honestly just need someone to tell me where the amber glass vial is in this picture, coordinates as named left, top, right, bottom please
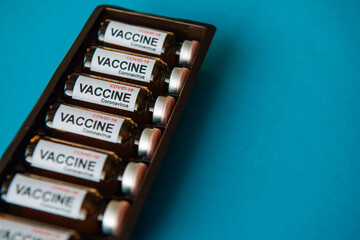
left=98, top=19, right=200, bottom=66
left=1, top=173, right=131, bottom=237
left=24, top=136, right=147, bottom=196
left=64, top=73, right=175, bottom=125
left=83, top=46, right=189, bottom=94
left=0, top=213, right=79, bottom=240
left=45, top=103, right=161, bottom=158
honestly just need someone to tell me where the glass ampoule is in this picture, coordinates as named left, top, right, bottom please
left=98, top=19, right=200, bottom=66
left=64, top=73, right=175, bottom=125
left=24, top=135, right=147, bottom=196
left=83, top=46, right=189, bottom=94
left=1, top=173, right=130, bottom=237
left=45, top=103, right=161, bottom=159
left=0, top=213, right=79, bottom=240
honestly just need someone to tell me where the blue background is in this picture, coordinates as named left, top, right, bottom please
left=1, top=1, right=360, bottom=239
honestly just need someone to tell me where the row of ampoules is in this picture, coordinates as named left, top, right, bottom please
left=85, top=18, right=198, bottom=94
left=0, top=136, right=143, bottom=237
left=0, top=20, right=199, bottom=238
left=0, top=214, right=80, bottom=240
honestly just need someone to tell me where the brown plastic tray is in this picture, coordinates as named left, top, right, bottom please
left=0, top=5, right=216, bottom=239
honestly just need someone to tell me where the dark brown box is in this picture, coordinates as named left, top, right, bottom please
left=0, top=5, right=216, bottom=239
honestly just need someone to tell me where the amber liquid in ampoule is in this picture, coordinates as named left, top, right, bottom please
left=1, top=174, right=130, bottom=236
left=83, top=46, right=189, bottom=94
left=25, top=136, right=147, bottom=196
left=98, top=20, right=200, bottom=66
left=45, top=103, right=161, bottom=158
left=0, top=213, right=80, bottom=240
left=64, top=73, right=175, bottom=125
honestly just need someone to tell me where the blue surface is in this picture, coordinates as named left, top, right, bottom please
left=1, top=1, right=360, bottom=239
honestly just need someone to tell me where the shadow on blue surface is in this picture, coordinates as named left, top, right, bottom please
left=131, top=35, right=242, bottom=239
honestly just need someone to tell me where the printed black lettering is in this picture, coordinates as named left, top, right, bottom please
left=119, top=61, right=128, bottom=70
left=0, top=229, right=11, bottom=240
left=24, top=187, right=31, bottom=197
left=42, top=191, right=52, bottom=202
left=123, top=93, right=131, bottom=103
left=106, top=123, right=114, bottom=133
left=33, top=189, right=42, bottom=199
left=16, top=184, right=25, bottom=194
left=124, top=32, right=132, bottom=40
left=151, top=38, right=158, bottom=47
left=52, top=193, right=67, bottom=206
left=60, top=113, right=69, bottom=122
left=129, top=63, right=140, bottom=73
left=142, top=35, right=151, bottom=45
left=40, top=149, right=49, bottom=160
left=79, top=83, right=88, bottom=93
left=60, top=113, right=76, bottom=125
left=112, top=59, right=120, bottom=68
left=96, top=121, right=106, bottom=132
left=116, top=30, right=124, bottom=38
left=94, top=87, right=103, bottom=97
left=47, top=152, right=55, bottom=162
left=84, top=85, right=93, bottom=95
left=75, top=116, right=84, bottom=126
left=14, top=183, right=76, bottom=208
left=65, top=156, right=74, bottom=166
left=111, top=28, right=118, bottom=36
left=103, top=89, right=111, bottom=98
left=114, top=91, right=124, bottom=102
left=66, top=196, right=74, bottom=208
left=88, top=161, right=96, bottom=172
left=76, top=81, right=136, bottom=106
left=97, top=56, right=106, bottom=65
left=103, top=58, right=111, bottom=67
left=133, top=33, right=140, bottom=42
left=56, top=154, right=65, bottom=164
left=34, top=144, right=103, bottom=176
left=78, top=158, right=89, bottom=171
left=84, top=119, right=94, bottom=128
left=139, top=65, right=147, bottom=74
left=0, top=229, right=44, bottom=240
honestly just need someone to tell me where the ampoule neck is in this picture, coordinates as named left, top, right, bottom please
left=148, top=97, right=157, bottom=114
left=175, top=42, right=182, bottom=57
left=132, top=128, right=143, bottom=147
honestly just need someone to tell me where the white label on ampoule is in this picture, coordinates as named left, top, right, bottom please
left=103, top=21, right=167, bottom=55
left=0, top=218, right=71, bottom=240
left=72, top=75, right=140, bottom=112
left=5, top=174, right=87, bottom=220
left=31, top=140, right=107, bottom=182
left=90, top=48, right=156, bottom=83
left=51, top=105, right=124, bottom=143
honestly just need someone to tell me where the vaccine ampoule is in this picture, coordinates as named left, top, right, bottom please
left=64, top=73, right=175, bottom=125
left=45, top=103, right=161, bottom=159
left=98, top=19, right=200, bottom=66
left=1, top=173, right=130, bottom=237
left=0, top=213, right=79, bottom=240
left=83, top=46, right=189, bottom=94
left=24, top=136, right=147, bottom=196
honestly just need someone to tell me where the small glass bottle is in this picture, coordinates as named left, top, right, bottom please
left=83, top=46, right=189, bottom=95
left=0, top=213, right=80, bottom=240
left=24, top=135, right=147, bottom=196
left=98, top=19, right=200, bottom=66
left=45, top=103, right=161, bottom=159
left=64, top=73, right=175, bottom=125
left=1, top=173, right=131, bottom=237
